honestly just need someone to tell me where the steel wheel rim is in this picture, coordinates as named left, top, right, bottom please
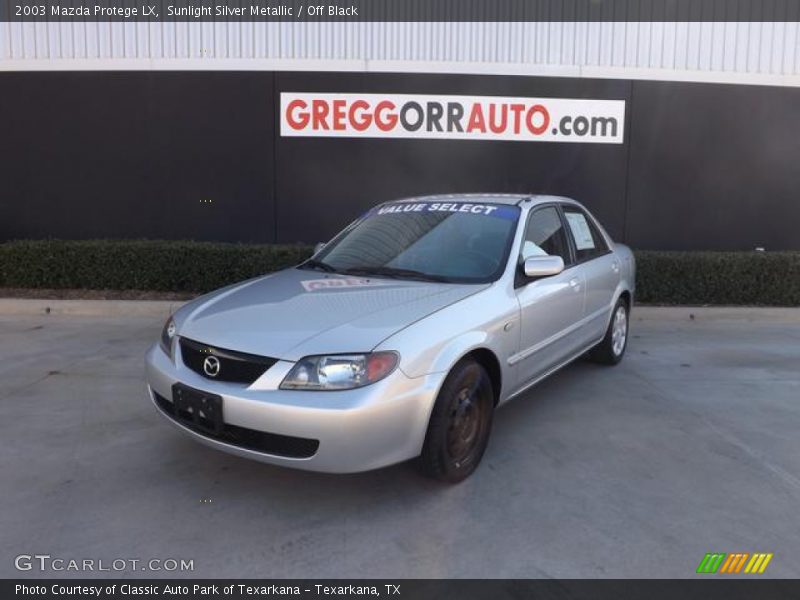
left=446, top=377, right=486, bottom=467
left=611, top=305, right=628, bottom=356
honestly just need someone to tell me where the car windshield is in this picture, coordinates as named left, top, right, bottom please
left=304, top=200, right=521, bottom=283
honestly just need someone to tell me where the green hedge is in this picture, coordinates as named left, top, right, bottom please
left=0, top=240, right=313, bottom=293
left=635, top=250, right=800, bottom=306
left=1, top=240, right=798, bottom=305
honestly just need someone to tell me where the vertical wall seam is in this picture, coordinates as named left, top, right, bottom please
left=271, top=71, right=279, bottom=244
left=621, top=78, right=635, bottom=244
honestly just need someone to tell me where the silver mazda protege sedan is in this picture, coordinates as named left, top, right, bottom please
left=145, top=194, right=635, bottom=482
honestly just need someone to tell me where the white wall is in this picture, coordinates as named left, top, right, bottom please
left=2, top=21, right=799, bottom=86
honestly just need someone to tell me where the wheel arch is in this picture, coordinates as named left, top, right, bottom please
left=460, top=348, right=503, bottom=406
left=599, top=287, right=633, bottom=336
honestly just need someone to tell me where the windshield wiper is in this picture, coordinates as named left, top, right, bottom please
left=299, top=258, right=337, bottom=273
left=340, top=266, right=451, bottom=283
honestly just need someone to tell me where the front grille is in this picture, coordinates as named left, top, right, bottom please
left=179, top=337, right=277, bottom=384
left=153, top=391, right=320, bottom=459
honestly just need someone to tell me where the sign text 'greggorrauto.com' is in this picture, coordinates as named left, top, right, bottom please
left=281, top=93, right=626, bottom=144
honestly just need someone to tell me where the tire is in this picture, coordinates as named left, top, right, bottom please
left=589, top=297, right=629, bottom=365
left=418, top=358, right=495, bottom=483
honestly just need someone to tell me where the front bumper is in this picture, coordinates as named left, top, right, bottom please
left=144, top=342, right=444, bottom=473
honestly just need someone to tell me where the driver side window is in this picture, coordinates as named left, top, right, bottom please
left=520, top=206, right=572, bottom=266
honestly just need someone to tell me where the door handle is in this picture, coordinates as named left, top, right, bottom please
left=569, top=277, right=581, bottom=292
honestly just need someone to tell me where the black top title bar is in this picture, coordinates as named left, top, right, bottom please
left=4, top=0, right=800, bottom=22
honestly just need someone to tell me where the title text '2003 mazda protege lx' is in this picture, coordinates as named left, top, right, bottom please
left=145, top=194, right=635, bottom=482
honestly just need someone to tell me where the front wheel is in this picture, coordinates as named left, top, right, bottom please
left=418, top=359, right=494, bottom=483
left=589, top=297, right=629, bottom=365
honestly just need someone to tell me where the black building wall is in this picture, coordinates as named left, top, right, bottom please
left=1, top=71, right=798, bottom=250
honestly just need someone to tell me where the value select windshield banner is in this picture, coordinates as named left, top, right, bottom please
left=281, top=93, right=626, bottom=144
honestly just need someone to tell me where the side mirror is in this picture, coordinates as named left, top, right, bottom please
left=313, top=242, right=326, bottom=255
left=523, top=255, right=564, bottom=278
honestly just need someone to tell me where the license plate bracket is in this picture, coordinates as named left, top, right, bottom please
left=172, top=383, right=224, bottom=436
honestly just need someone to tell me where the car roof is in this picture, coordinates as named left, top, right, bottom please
left=386, top=193, right=580, bottom=207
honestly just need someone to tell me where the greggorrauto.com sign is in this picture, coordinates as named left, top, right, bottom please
left=281, top=93, right=625, bottom=144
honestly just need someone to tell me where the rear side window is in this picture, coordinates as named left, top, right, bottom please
left=562, top=206, right=609, bottom=262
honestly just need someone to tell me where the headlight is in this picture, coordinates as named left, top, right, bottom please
left=280, top=352, right=399, bottom=391
left=159, top=317, right=177, bottom=358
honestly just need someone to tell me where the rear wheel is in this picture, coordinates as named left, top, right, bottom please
left=418, top=359, right=494, bottom=483
left=589, top=297, right=629, bottom=365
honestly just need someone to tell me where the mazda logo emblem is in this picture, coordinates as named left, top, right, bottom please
left=203, top=355, right=221, bottom=377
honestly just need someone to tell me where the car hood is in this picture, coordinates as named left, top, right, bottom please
left=176, top=268, right=486, bottom=361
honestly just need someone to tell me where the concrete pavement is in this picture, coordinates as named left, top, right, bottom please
left=1, top=306, right=799, bottom=578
